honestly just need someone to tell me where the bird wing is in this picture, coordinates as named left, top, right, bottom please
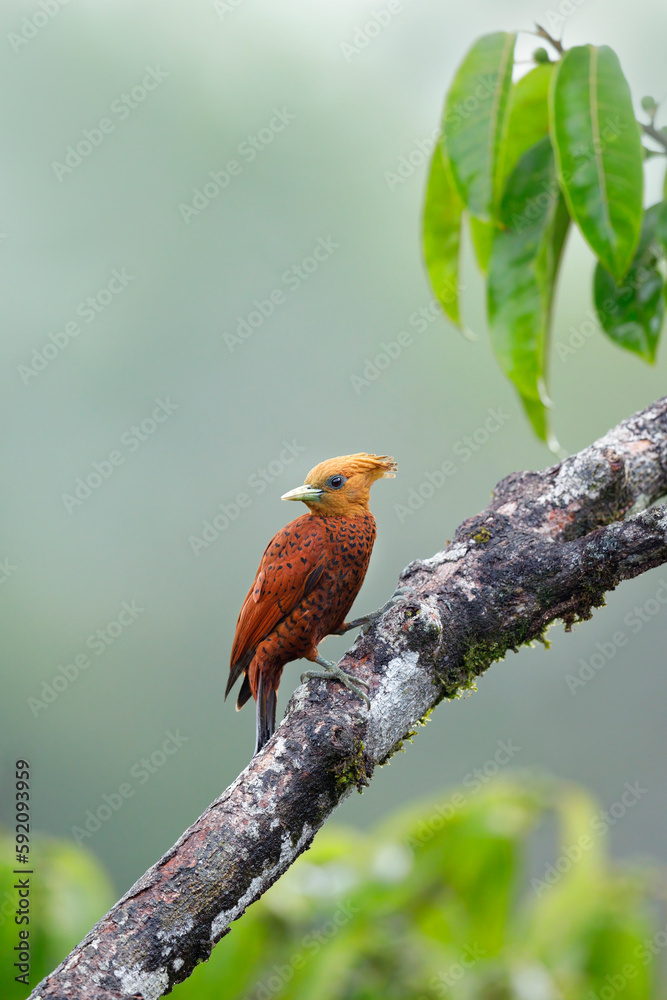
left=227, top=515, right=325, bottom=695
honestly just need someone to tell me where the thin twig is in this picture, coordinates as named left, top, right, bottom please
left=533, top=23, right=564, bottom=55
left=642, top=120, right=667, bottom=152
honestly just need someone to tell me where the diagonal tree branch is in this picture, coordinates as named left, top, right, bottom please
left=30, top=396, right=667, bottom=1000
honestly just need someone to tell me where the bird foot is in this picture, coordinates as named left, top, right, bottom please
left=300, top=656, right=371, bottom=708
left=338, top=585, right=417, bottom=635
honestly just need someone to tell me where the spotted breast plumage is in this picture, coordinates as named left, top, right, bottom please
left=226, top=453, right=397, bottom=755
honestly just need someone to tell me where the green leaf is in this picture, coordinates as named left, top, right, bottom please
left=423, top=143, right=464, bottom=326
left=487, top=136, right=569, bottom=446
left=656, top=199, right=667, bottom=249
left=471, top=63, right=554, bottom=283
left=594, top=203, right=665, bottom=362
left=550, top=44, right=643, bottom=281
left=519, top=393, right=549, bottom=442
left=497, top=63, right=554, bottom=195
left=469, top=215, right=493, bottom=272
left=642, top=146, right=665, bottom=160
left=443, top=31, right=516, bottom=221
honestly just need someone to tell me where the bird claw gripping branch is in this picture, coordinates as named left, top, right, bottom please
left=300, top=656, right=371, bottom=709
left=336, top=584, right=416, bottom=635
left=225, top=453, right=397, bottom=756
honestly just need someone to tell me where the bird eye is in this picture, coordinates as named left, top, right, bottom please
left=327, top=475, right=346, bottom=490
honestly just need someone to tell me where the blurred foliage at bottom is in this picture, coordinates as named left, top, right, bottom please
left=3, top=774, right=667, bottom=999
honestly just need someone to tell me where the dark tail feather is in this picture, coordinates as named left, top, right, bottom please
left=236, top=673, right=253, bottom=710
left=254, top=673, right=277, bottom=756
left=226, top=649, right=253, bottom=700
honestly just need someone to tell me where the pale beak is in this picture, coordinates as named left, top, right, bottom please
left=281, top=484, right=323, bottom=502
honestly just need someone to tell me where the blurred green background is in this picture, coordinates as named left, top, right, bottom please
left=3, top=778, right=667, bottom=998
left=2, top=0, right=667, bottom=991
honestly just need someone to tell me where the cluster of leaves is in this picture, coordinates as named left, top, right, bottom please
left=5, top=776, right=665, bottom=999
left=423, top=30, right=667, bottom=448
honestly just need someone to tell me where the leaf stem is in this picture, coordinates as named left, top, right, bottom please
left=532, top=24, right=564, bottom=55
left=641, top=121, right=667, bottom=152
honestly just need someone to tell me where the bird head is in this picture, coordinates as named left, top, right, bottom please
left=281, top=453, right=397, bottom=516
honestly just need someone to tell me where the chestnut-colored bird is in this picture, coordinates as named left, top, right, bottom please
left=226, top=452, right=397, bottom=755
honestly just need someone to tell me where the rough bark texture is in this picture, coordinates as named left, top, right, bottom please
left=30, top=396, right=667, bottom=1000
